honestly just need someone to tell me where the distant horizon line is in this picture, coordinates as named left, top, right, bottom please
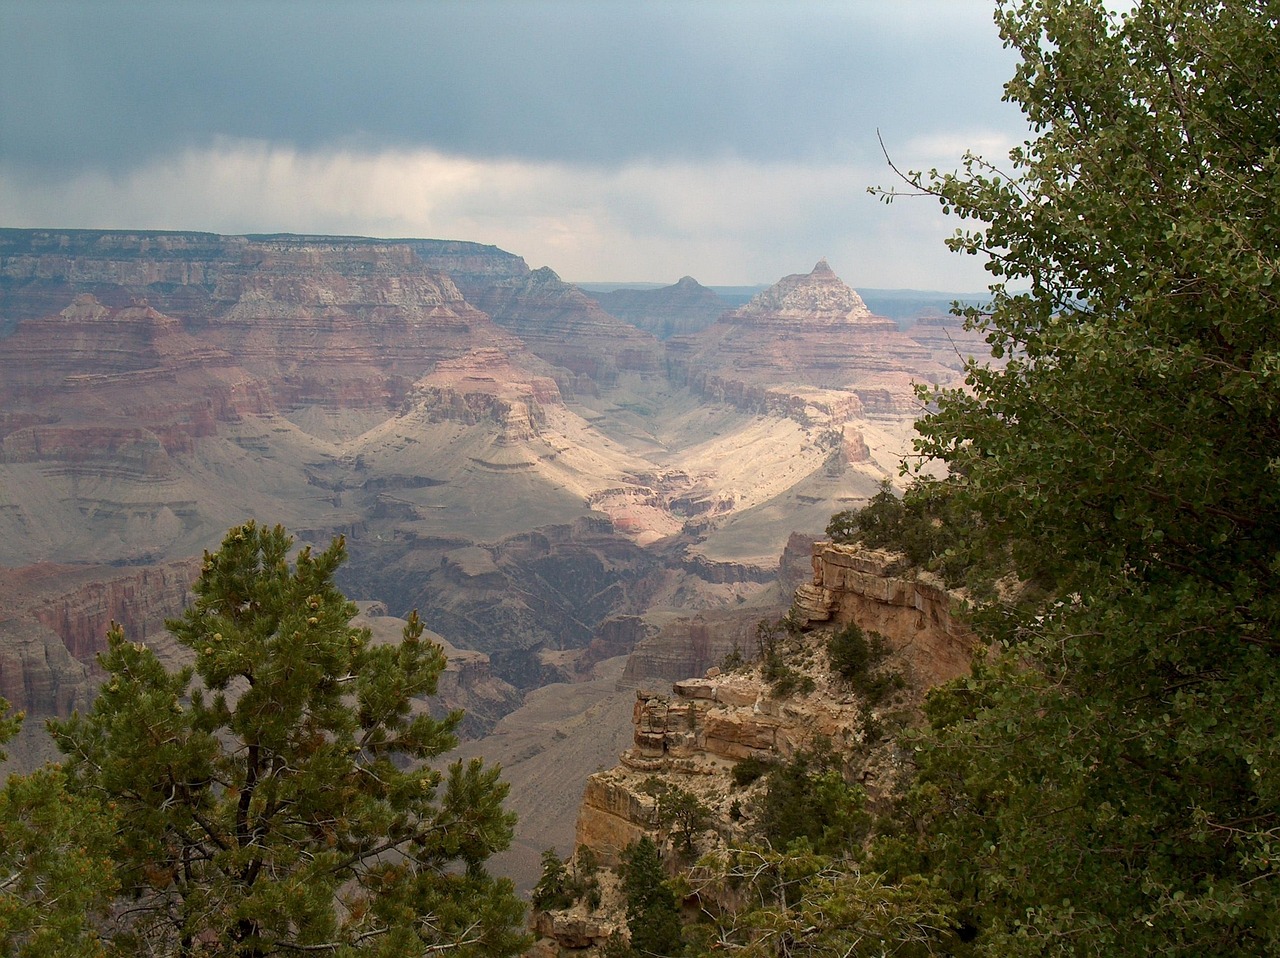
left=574, top=279, right=992, bottom=298
left=0, top=226, right=992, bottom=299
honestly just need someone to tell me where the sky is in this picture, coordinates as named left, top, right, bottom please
left=0, top=1, right=1028, bottom=289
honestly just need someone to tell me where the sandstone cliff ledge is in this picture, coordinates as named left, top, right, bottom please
left=572, top=543, right=975, bottom=866
left=793, top=541, right=976, bottom=688
left=530, top=543, right=978, bottom=954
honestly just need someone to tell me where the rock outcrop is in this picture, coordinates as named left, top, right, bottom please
left=411, top=347, right=564, bottom=441
left=666, top=260, right=959, bottom=421
left=793, top=541, right=977, bottom=688
left=573, top=540, right=975, bottom=865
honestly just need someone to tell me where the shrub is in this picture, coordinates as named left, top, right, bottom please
left=754, top=745, right=869, bottom=856
left=731, top=755, right=774, bottom=788
left=827, top=623, right=902, bottom=706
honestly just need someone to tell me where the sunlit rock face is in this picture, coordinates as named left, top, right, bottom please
left=793, top=541, right=978, bottom=688
left=411, top=347, right=563, bottom=441
left=666, top=259, right=958, bottom=419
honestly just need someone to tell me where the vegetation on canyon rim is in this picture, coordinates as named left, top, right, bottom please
left=868, top=0, right=1278, bottom=953
left=4, top=0, right=1279, bottom=955
left=3, top=522, right=526, bottom=958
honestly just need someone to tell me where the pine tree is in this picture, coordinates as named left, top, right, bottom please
left=50, top=521, right=528, bottom=957
left=0, top=699, right=118, bottom=958
left=619, top=837, right=684, bottom=957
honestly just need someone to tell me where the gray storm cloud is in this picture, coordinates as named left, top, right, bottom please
left=0, top=0, right=1024, bottom=287
left=1, top=1, right=1016, bottom=172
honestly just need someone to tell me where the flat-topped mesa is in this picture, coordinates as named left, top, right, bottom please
left=723, top=259, right=894, bottom=331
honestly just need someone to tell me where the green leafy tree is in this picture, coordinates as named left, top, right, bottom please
left=686, top=844, right=957, bottom=958
left=825, top=478, right=984, bottom=588
left=0, top=766, right=118, bottom=958
left=50, top=521, right=527, bottom=958
left=0, top=700, right=118, bottom=958
left=869, top=0, right=1280, bottom=954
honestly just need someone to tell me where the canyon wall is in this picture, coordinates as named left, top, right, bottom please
left=573, top=541, right=975, bottom=866
left=793, top=541, right=977, bottom=688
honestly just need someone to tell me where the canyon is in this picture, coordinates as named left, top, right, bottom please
left=0, top=228, right=987, bottom=802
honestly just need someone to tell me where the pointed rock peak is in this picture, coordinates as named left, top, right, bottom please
left=731, top=260, right=872, bottom=323
left=529, top=265, right=563, bottom=284
left=60, top=294, right=111, bottom=321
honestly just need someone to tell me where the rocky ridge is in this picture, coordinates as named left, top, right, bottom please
left=472, top=267, right=665, bottom=389
left=585, top=276, right=727, bottom=340
left=530, top=541, right=977, bottom=955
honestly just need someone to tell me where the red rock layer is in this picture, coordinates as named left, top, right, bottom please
left=0, top=230, right=553, bottom=414
left=0, top=558, right=199, bottom=721
left=0, top=295, right=275, bottom=463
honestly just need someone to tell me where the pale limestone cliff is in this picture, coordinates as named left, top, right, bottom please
left=793, top=542, right=976, bottom=688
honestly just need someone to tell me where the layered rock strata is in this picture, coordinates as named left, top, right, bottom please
left=472, top=267, right=664, bottom=388
left=586, top=276, right=727, bottom=340
left=0, top=229, right=548, bottom=412
left=793, top=541, right=976, bottom=688
left=0, top=295, right=276, bottom=466
left=666, top=260, right=958, bottom=421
